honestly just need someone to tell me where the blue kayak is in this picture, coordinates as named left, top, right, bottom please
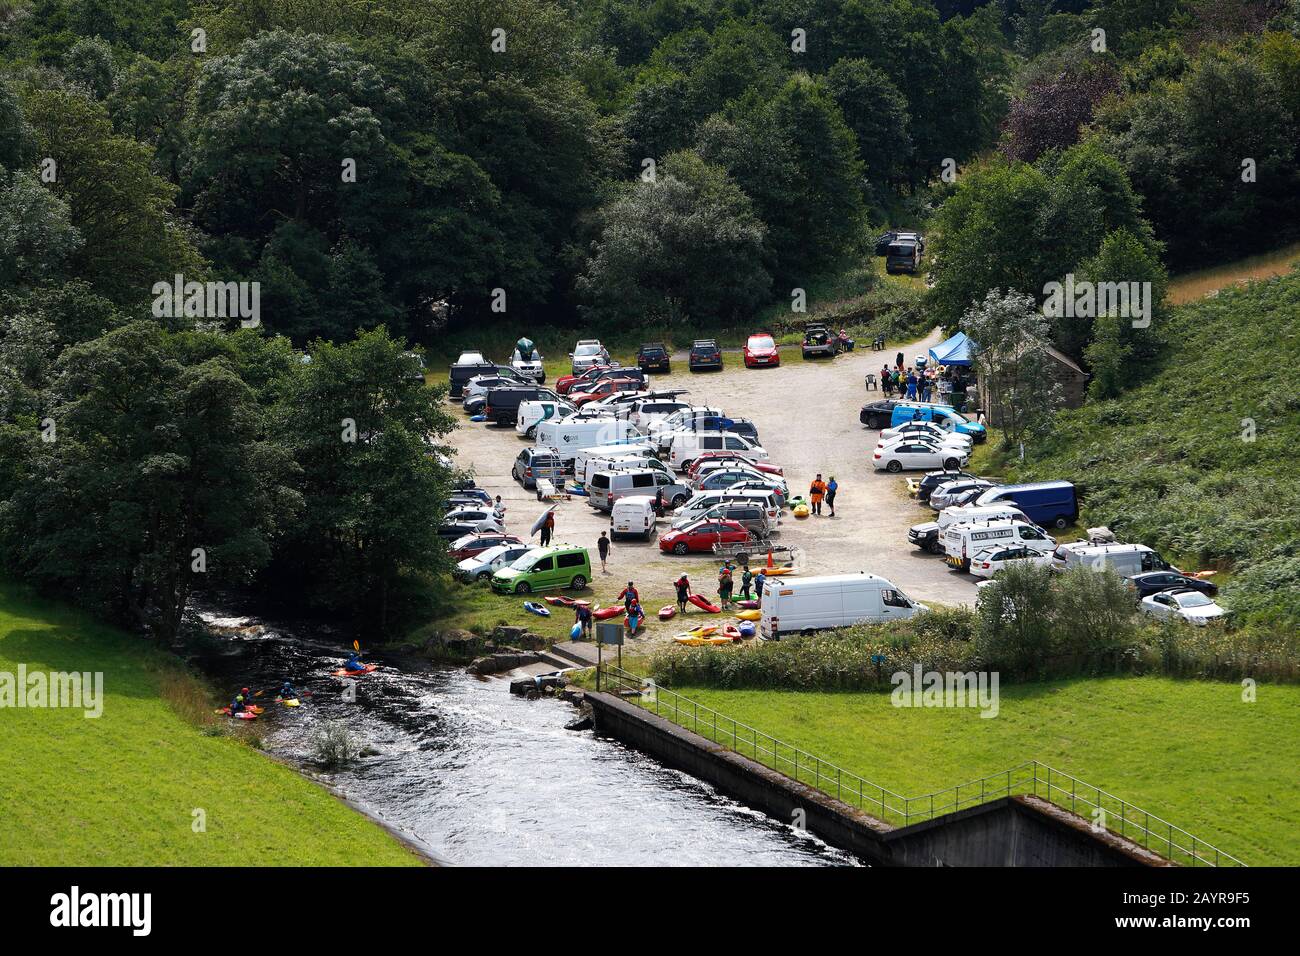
left=523, top=601, right=551, bottom=617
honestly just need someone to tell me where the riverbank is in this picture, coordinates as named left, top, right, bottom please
left=0, top=581, right=422, bottom=866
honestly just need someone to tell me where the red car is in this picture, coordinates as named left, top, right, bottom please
left=743, top=333, right=780, bottom=368
left=659, top=519, right=749, bottom=555
left=568, top=377, right=642, bottom=406
left=686, top=453, right=784, bottom=479
left=555, top=364, right=619, bottom=395
left=449, top=532, right=524, bottom=562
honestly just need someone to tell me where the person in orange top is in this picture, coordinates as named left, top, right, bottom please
left=809, top=474, right=828, bottom=515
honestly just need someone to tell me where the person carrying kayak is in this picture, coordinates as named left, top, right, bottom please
left=675, top=574, right=691, bottom=613
left=618, top=581, right=639, bottom=613
left=574, top=602, right=593, bottom=640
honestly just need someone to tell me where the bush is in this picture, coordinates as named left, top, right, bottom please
left=309, top=720, right=358, bottom=770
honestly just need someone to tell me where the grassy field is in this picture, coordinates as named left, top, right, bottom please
left=667, top=676, right=1300, bottom=866
left=0, top=582, right=422, bottom=866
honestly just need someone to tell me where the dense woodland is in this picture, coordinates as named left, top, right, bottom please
left=1, top=0, right=1298, bottom=639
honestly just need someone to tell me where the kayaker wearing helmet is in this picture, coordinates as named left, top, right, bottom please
left=344, top=651, right=364, bottom=672
left=229, top=694, right=246, bottom=715
left=279, top=680, right=295, bottom=700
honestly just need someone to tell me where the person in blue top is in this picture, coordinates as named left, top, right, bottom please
left=279, top=680, right=296, bottom=700
left=344, top=652, right=364, bottom=672
left=825, top=476, right=838, bottom=517
left=906, top=371, right=918, bottom=400
left=755, top=570, right=767, bottom=608
left=229, top=694, right=246, bottom=715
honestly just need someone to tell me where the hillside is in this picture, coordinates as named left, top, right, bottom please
left=0, top=582, right=421, bottom=866
left=1007, top=269, right=1300, bottom=627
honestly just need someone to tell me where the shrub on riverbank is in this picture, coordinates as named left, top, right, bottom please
left=649, top=565, right=1300, bottom=691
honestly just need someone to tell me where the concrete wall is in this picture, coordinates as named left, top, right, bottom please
left=586, top=690, right=1163, bottom=867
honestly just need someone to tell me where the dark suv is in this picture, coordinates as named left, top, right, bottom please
left=688, top=339, right=723, bottom=372
left=637, top=342, right=671, bottom=373
left=483, top=385, right=562, bottom=426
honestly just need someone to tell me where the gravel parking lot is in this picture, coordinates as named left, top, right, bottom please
left=449, top=328, right=977, bottom=648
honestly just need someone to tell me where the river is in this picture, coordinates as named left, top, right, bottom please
left=187, top=602, right=856, bottom=867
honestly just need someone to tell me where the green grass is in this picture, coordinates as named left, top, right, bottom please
left=0, top=582, right=422, bottom=866
left=665, top=676, right=1300, bottom=865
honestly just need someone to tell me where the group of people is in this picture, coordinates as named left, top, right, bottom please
left=880, top=364, right=938, bottom=402
left=227, top=679, right=297, bottom=715
left=808, top=474, right=838, bottom=516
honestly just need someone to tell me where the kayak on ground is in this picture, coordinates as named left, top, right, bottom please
left=688, top=594, right=721, bottom=613
left=658, top=605, right=677, bottom=620
left=523, top=601, right=551, bottom=617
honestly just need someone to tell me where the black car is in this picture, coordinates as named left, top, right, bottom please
left=482, top=385, right=562, bottom=426
left=637, top=342, right=671, bottom=373
left=859, top=399, right=903, bottom=429
left=448, top=351, right=499, bottom=398
left=916, top=469, right=980, bottom=504
left=1128, top=571, right=1219, bottom=600
left=688, top=339, right=723, bottom=372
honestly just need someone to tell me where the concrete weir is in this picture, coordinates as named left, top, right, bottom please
left=584, top=690, right=1167, bottom=867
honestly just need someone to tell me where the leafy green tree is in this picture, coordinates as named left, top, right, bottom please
left=824, top=57, right=912, bottom=190
left=1081, top=228, right=1167, bottom=398
left=61, top=35, right=116, bottom=99
left=0, top=169, right=82, bottom=287
left=578, top=151, right=770, bottom=327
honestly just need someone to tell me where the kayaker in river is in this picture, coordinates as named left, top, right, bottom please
left=278, top=680, right=295, bottom=699
left=344, top=652, right=364, bottom=671
left=229, top=694, right=246, bottom=715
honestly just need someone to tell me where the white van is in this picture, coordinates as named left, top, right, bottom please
left=943, top=520, right=1056, bottom=571
left=516, top=399, right=575, bottom=438
left=908, top=504, right=1031, bottom=554
left=587, top=469, right=692, bottom=512
left=666, top=431, right=769, bottom=472
left=760, top=573, right=927, bottom=640
left=673, top=489, right=781, bottom=525
left=573, top=441, right=659, bottom=481
left=582, top=453, right=671, bottom=487
left=610, top=495, right=657, bottom=541
left=536, top=417, right=642, bottom=465
left=1051, top=542, right=1171, bottom=577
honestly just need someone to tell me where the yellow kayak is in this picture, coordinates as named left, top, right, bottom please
left=674, top=635, right=734, bottom=647
left=735, top=610, right=761, bottom=621
left=764, top=566, right=796, bottom=576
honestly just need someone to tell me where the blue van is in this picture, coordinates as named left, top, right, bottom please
left=889, top=403, right=987, bottom=442
left=974, top=481, right=1078, bottom=529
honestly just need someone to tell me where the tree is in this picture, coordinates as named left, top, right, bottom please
left=824, top=57, right=912, bottom=191
left=960, top=289, right=1064, bottom=448
left=1081, top=228, right=1167, bottom=399
left=267, top=327, right=457, bottom=634
left=0, top=170, right=83, bottom=287
left=578, top=151, right=770, bottom=327
left=62, top=35, right=117, bottom=99
left=1000, top=57, right=1120, bottom=164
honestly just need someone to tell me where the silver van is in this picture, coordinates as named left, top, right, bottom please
left=1052, top=543, right=1171, bottom=576
left=587, top=468, right=692, bottom=513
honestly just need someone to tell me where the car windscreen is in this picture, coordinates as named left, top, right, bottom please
left=749, top=336, right=774, bottom=349
left=575, top=345, right=601, bottom=356
left=1174, top=592, right=1213, bottom=608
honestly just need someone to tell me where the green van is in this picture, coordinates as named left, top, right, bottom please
left=490, top=545, right=591, bottom=594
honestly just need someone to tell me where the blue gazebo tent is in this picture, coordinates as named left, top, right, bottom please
left=928, top=331, right=974, bottom=367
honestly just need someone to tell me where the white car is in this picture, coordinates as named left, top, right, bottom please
left=1140, top=589, right=1230, bottom=626
left=968, top=544, right=1053, bottom=578
left=876, top=431, right=969, bottom=455
left=872, top=438, right=969, bottom=473
left=880, top=421, right=973, bottom=448
left=442, top=507, right=505, bottom=533
left=570, top=339, right=610, bottom=374
left=455, top=543, right=533, bottom=582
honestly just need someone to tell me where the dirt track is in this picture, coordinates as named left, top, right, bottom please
left=448, top=328, right=977, bottom=649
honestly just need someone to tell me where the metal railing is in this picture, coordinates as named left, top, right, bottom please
left=596, top=665, right=1246, bottom=867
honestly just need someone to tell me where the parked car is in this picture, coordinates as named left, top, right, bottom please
left=943, top=520, right=1055, bottom=572
left=587, top=468, right=692, bottom=512
left=610, top=495, right=658, bottom=542
left=686, top=453, right=784, bottom=479
left=1140, top=589, right=1230, bottom=626
left=535, top=417, right=642, bottom=467
left=915, top=469, right=979, bottom=504
left=674, top=489, right=783, bottom=526
left=688, top=339, right=723, bottom=372
left=671, top=502, right=773, bottom=536
left=510, top=339, right=545, bottom=383
left=726, top=477, right=789, bottom=506
left=455, top=543, right=533, bottom=582
left=580, top=452, right=670, bottom=488
left=555, top=364, right=625, bottom=396
left=637, top=342, right=671, bottom=373
left=743, top=333, right=781, bottom=368
left=463, top=370, right=525, bottom=404
left=876, top=432, right=970, bottom=457
left=568, top=376, right=644, bottom=407
left=874, top=231, right=924, bottom=257
left=885, top=236, right=923, bottom=274
left=1051, top=542, right=1172, bottom=577
left=974, top=481, right=1078, bottom=529
left=569, top=340, right=610, bottom=375
left=801, top=323, right=839, bottom=359
left=696, top=467, right=772, bottom=493
left=483, top=385, right=563, bottom=426
left=859, top=399, right=905, bottom=429
left=666, top=431, right=769, bottom=472
left=968, top=545, right=1054, bottom=578
left=872, top=438, right=969, bottom=473
left=659, top=519, right=749, bottom=555
left=929, top=478, right=997, bottom=510
left=908, top=504, right=1031, bottom=555
left=881, top=420, right=973, bottom=448
left=448, top=350, right=499, bottom=398
left=441, top=507, right=505, bottom=533
left=511, top=447, right=564, bottom=490
left=691, top=415, right=760, bottom=445
left=1127, top=571, right=1218, bottom=600
left=448, top=532, right=525, bottom=563
left=444, top=486, right=492, bottom=507
left=760, top=573, right=925, bottom=640
left=890, top=403, right=987, bottom=442
left=629, top=398, right=692, bottom=431
left=516, top=399, right=576, bottom=438
left=491, top=545, right=592, bottom=594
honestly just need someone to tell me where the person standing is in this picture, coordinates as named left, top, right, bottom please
left=825, top=476, right=838, bottom=517
left=597, top=531, right=611, bottom=573
left=755, top=569, right=767, bottom=608
left=740, top=565, right=754, bottom=601
left=574, top=602, right=592, bottom=640
left=675, top=574, right=691, bottom=613
left=618, top=581, right=639, bottom=613
left=717, top=565, right=734, bottom=609
left=539, top=509, right=554, bottom=546
left=906, top=371, right=918, bottom=400
left=809, top=474, right=827, bottom=516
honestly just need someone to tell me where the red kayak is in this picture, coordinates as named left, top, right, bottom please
left=723, top=625, right=742, bottom=642
left=735, top=599, right=760, bottom=610
left=658, top=605, right=677, bottom=621
left=592, top=606, right=622, bottom=620
left=333, top=664, right=377, bottom=677
left=688, top=594, right=721, bottom=613
left=215, top=707, right=257, bottom=720
left=544, top=595, right=577, bottom=607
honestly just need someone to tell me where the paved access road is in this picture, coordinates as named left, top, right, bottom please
left=448, top=328, right=977, bottom=648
